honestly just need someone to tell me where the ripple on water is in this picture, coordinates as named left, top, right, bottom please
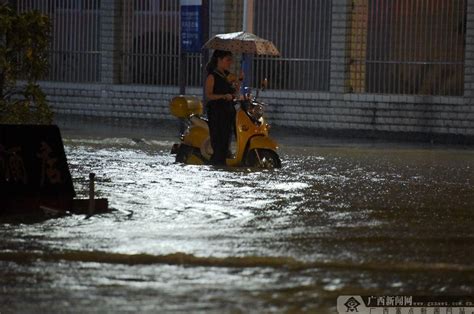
left=1, top=138, right=473, bottom=312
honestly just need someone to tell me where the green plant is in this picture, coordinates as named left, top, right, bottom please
left=0, top=3, right=52, bottom=124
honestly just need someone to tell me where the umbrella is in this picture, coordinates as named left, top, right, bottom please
left=203, top=31, right=280, bottom=56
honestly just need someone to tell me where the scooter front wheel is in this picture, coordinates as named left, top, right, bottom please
left=245, top=149, right=281, bottom=169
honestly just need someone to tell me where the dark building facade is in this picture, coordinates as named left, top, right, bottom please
left=12, top=0, right=474, bottom=141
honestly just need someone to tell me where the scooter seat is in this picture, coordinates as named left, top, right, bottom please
left=190, top=115, right=209, bottom=130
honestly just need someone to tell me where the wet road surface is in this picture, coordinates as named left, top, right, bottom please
left=1, top=119, right=473, bottom=313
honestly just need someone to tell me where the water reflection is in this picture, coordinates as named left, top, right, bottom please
left=1, top=136, right=473, bottom=312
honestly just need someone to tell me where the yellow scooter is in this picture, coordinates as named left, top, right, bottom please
left=170, top=84, right=281, bottom=168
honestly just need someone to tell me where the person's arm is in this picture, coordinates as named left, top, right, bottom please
left=205, top=74, right=233, bottom=101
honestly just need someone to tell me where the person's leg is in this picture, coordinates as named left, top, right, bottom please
left=228, top=105, right=237, bottom=156
left=209, top=107, right=226, bottom=165
left=208, top=108, right=221, bottom=164
left=221, top=105, right=234, bottom=160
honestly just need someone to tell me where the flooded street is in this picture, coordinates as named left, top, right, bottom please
left=1, top=121, right=473, bottom=313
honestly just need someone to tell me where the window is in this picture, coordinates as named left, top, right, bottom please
left=134, top=0, right=152, bottom=12
left=349, top=0, right=466, bottom=96
left=253, top=0, right=332, bottom=91
left=122, top=0, right=181, bottom=85
left=17, top=0, right=101, bottom=82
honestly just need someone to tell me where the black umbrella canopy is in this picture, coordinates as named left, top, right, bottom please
left=203, top=31, right=280, bottom=56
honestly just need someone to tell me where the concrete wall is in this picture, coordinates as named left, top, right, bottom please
left=100, top=0, right=123, bottom=84
left=43, top=82, right=201, bottom=120
left=40, top=0, right=473, bottom=142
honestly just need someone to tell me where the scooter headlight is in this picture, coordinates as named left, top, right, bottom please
left=247, top=103, right=264, bottom=122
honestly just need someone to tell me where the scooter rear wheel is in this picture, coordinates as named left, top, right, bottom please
left=175, top=144, right=192, bottom=163
left=245, top=149, right=281, bottom=169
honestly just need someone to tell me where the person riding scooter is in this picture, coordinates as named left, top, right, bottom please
left=170, top=32, right=281, bottom=168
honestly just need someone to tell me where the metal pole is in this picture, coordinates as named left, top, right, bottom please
left=179, top=0, right=186, bottom=94
left=201, top=0, right=209, bottom=102
left=180, top=53, right=186, bottom=95
left=88, top=173, right=95, bottom=216
left=243, top=0, right=254, bottom=32
left=242, top=0, right=253, bottom=91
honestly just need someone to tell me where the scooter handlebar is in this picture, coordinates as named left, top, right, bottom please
left=251, top=99, right=266, bottom=106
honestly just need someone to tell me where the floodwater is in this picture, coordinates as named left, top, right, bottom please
left=1, top=121, right=473, bottom=313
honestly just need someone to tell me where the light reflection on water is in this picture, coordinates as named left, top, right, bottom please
left=1, top=136, right=473, bottom=312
